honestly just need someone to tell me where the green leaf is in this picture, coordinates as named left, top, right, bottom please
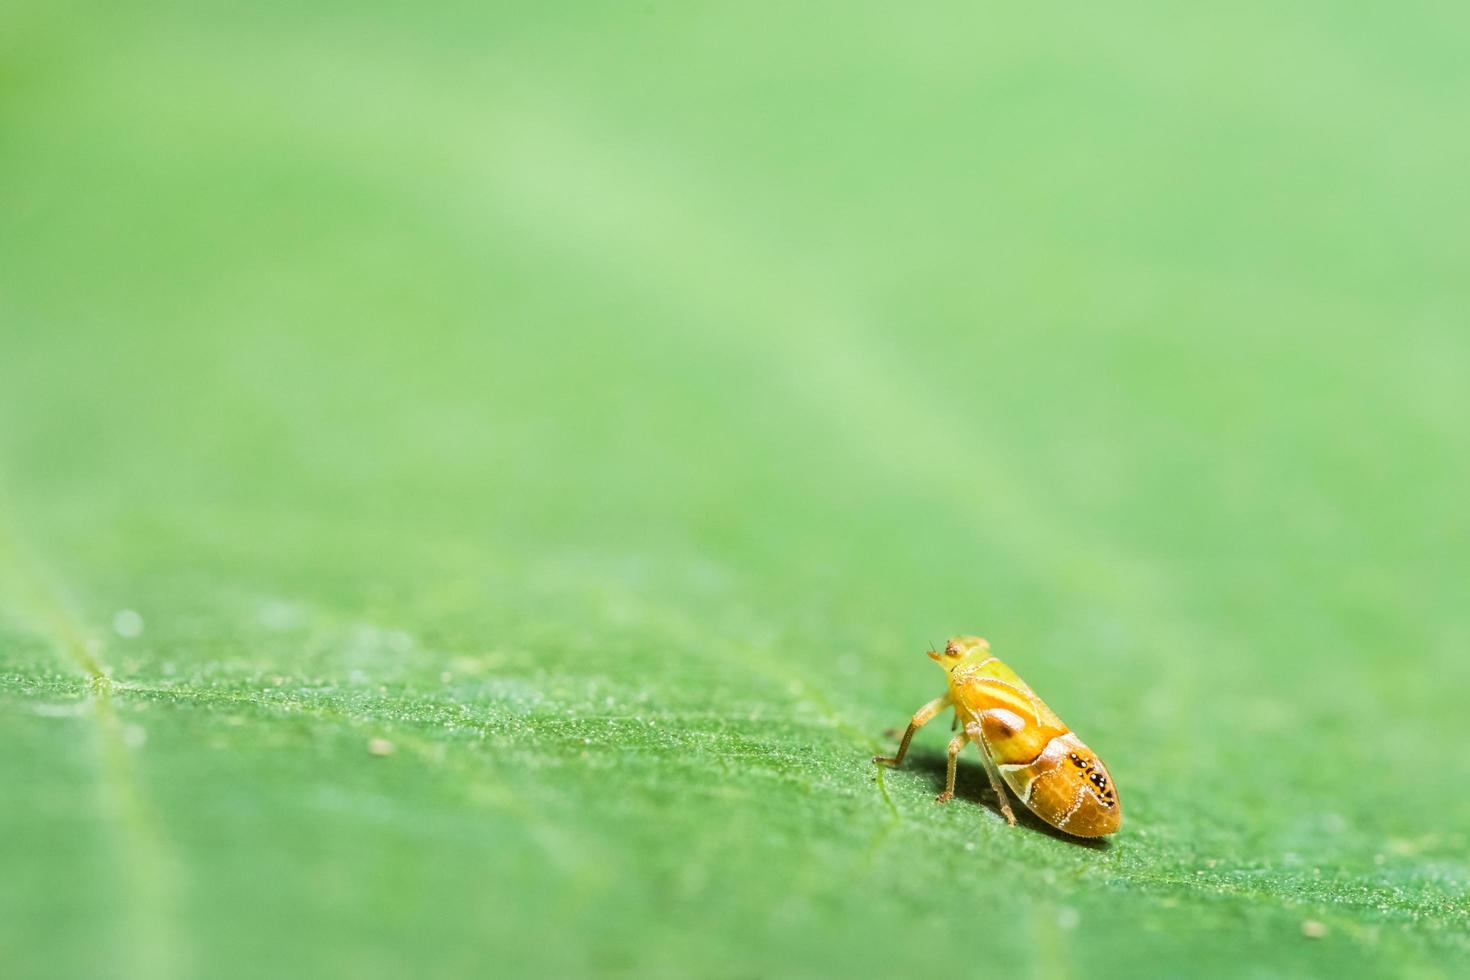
left=3, top=2, right=1468, bottom=977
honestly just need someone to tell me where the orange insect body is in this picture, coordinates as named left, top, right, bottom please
left=874, top=636, right=1122, bottom=838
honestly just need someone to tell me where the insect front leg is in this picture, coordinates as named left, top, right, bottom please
left=873, top=694, right=951, bottom=768
left=966, top=721, right=1017, bottom=827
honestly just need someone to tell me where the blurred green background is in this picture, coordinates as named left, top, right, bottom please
left=3, top=2, right=1468, bottom=977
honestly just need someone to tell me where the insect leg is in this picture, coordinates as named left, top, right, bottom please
left=935, top=732, right=967, bottom=803
left=873, top=694, right=951, bottom=768
left=965, top=722, right=1017, bottom=827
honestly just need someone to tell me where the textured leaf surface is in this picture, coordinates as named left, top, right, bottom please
left=3, top=3, right=1469, bottom=977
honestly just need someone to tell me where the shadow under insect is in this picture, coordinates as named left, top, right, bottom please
left=896, top=746, right=1111, bottom=850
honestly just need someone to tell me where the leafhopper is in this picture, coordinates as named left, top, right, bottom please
left=874, top=636, right=1122, bottom=838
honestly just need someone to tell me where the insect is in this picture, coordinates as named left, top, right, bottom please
left=873, top=636, right=1121, bottom=837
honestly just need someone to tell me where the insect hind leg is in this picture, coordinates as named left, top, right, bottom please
left=966, top=722, right=1018, bottom=827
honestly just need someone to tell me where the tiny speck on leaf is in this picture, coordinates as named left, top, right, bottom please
left=368, top=738, right=395, bottom=757
left=1301, top=920, right=1327, bottom=939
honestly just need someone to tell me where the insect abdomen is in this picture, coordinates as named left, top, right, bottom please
left=1001, top=732, right=1121, bottom=837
